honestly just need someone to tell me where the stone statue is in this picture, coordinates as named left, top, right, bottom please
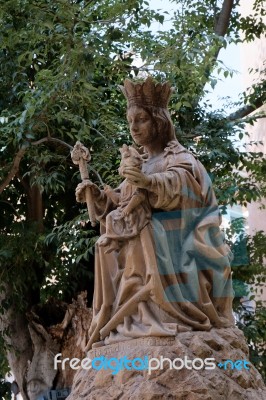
left=75, top=76, right=234, bottom=351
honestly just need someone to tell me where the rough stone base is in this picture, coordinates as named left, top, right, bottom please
left=67, top=327, right=266, bottom=400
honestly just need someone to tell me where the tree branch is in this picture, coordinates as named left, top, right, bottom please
left=89, top=165, right=104, bottom=186
left=214, top=0, right=234, bottom=36
left=0, top=137, right=73, bottom=195
left=228, top=99, right=266, bottom=121
left=0, top=147, right=27, bottom=195
left=193, top=0, right=235, bottom=107
left=31, top=136, right=73, bottom=149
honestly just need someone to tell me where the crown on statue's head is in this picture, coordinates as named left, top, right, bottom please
left=119, top=76, right=174, bottom=109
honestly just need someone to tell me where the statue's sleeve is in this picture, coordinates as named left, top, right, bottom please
left=147, top=154, right=206, bottom=211
left=91, top=184, right=121, bottom=220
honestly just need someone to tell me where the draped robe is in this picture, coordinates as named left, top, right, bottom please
left=86, top=140, right=234, bottom=350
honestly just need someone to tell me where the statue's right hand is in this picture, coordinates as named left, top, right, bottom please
left=75, top=180, right=94, bottom=203
left=103, top=184, right=112, bottom=193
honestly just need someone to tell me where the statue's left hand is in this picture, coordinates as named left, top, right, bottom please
left=122, top=167, right=151, bottom=188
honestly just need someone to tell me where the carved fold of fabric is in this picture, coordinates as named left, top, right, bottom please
left=104, top=182, right=151, bottom=240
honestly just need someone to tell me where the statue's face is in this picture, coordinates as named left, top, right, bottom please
left=127, top=106, right=156, bottom=146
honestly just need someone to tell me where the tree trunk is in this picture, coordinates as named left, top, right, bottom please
left=1, top=181, right=92, bottom=399
left=1, top=289, right=92, bottom=399
left=0, top=286, right=33, bottom=400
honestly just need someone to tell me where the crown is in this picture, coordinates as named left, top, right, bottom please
left=118, top=76, right=174, bottom=109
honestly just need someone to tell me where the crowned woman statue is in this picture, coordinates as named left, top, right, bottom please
left=75, top=76, right=234, bottom=350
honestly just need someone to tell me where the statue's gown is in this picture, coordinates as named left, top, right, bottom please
left=86, top=140, right=234, bottom=349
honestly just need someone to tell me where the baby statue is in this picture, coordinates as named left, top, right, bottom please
left=97, top=144, right=151, bottom=253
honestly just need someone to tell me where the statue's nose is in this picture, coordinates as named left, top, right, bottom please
left=131, top=121, right=139, bottom=132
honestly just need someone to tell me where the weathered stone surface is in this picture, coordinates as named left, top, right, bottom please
left=66, top=326, right=266, bottom=400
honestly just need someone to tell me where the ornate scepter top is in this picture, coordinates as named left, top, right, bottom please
left=118, top=76, right=174, bottom=109
left=71, top=141, right=91, bottom=165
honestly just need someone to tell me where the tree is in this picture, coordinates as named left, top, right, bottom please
left=0, top=0, right=265, bottom=398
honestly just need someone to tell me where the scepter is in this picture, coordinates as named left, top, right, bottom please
left=71, top=141, right=97, bottom=227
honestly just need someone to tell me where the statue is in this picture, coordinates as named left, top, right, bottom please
left=75, top=76, right=234, bottom=351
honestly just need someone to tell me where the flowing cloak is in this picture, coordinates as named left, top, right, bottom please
left=86, top=140, right=234, bottom=350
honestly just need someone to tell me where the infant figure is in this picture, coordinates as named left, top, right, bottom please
left=98, top=144, right=151, bottom=253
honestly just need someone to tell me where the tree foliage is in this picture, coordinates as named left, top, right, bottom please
left=0, top=0, right=265, bottom=397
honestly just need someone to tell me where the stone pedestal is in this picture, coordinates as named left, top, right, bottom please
left=67, top=327, right=265, bottom=400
